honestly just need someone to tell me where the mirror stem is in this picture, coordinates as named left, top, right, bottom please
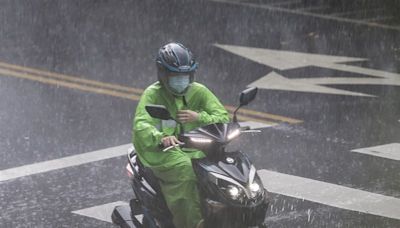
left=233, top=105, right=242, bottom=123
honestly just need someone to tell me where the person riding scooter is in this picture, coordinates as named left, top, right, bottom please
left=132, top=42, right=229, bottom=228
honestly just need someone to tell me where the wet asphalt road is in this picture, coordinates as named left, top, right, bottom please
left=0, top=0, right=400, bottom=227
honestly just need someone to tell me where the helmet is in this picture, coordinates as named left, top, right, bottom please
left=156, top=42, right=198, bottom=96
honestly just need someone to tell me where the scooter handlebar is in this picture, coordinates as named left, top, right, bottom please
left=162, top=143, right=185, bottom=152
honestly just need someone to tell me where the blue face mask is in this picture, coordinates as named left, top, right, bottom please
left=168, top=75, right=190, bottom=93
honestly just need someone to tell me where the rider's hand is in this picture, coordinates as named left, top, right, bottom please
left=177, top=110, right=199, bottom=123
left=161, top=136, right=183, bottom=148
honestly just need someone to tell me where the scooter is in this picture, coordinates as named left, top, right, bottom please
left=112, top=87, right=269, bottom=228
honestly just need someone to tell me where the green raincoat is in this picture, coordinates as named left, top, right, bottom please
left=132, top=82, right=229, bottom=228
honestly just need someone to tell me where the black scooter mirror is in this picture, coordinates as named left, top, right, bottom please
left=145, top=105, right=172, bottom=120
left=239, top=87, right=258, bottom=106
left=233, top=87, right=258, bottom=122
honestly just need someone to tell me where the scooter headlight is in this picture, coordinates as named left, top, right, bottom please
left=249, top=177, right=264, bottom=199
left=247, top=165, right=264, bottom=199
left=209, top=170, right=264, bottom=204
left=227, top=185, right=241, bottom=200
left=209, top=172, right=247, bottom=203
left=222, top=182, right=246, bottom=202
left=249, top=182, right=260, bottom=192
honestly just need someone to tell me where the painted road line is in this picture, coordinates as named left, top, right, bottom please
left=239, top=121, right=275, bottom=130
left=215, top=44, right=400, bottom=82
left=75, top=169, right=400, bottom=224
left=72, top=201, right=143, bottom=224
left=259, top=169, right=400, bottom=220
left=0, top=61, right=144, bottom=94
left=225, top=105, right=302, bottom=124
left=295, top=77, right=400, bottom=86
left=5, top=141, right=398, bottom=221
left=351, top=143, right=400, bottom=161
left=214, top=43, right=367, bottom=71
left=0, top=144, right=131, bottom=182
left=0, top=61, right=302, bottom=125
left=0, top=68, right=141, bottom=100
left=321, top=62, right=400, bottom=81
left=250, top=71, right=374, bottom=97
left=235, top=114, right=277, bottom=126
left=0, top=119, right=271, bottom=183
left=215, top=44, right=400, bottom=97
left=210, top=0, right=400, bottom=32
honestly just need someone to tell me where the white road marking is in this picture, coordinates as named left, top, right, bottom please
left=295, top=77, right=400, bottom=86
left=72, top=201, right=143, bottom=223
left=75, top=169, right=400, bottom=223
left=351, top=143, right=400, bottom=161
left=215, top=44, right=400, bottom=80
left=239, top=121, right=276, bottom=129
left=214, top=43, right=366, bottom=71
left=324, top=63, right=400, bottom=81
left=0, top=144, right=131, bottom=182
left=210, top=0, right=400, bottom=32
left=0, top=121, right=274, bottom=183
left=214, top=44, right=400, bottom=97
left=249, top=71, right=373, bottom=97
left=259, top=169, right=400, bottom=220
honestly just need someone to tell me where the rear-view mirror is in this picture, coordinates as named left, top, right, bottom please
left=239, top=87, right=258, bottom=106
left=145, top=105, right=172, bottom=120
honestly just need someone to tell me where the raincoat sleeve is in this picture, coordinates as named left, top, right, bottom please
left=197, top=86, right=230, bottom=125
left=132, top=89, right=165, bottom=152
